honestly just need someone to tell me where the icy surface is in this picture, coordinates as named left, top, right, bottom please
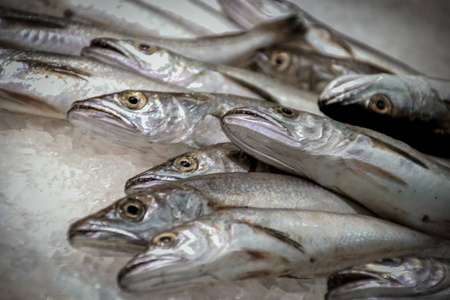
left=0, top=1, right=449, bottom=300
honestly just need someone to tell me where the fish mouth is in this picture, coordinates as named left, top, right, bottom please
left=125, top=174, right=179, bottom=194
left=319, top=74, right=377, bottom=107
left=326, top=269, right=402, bottom=298
left=68, top=100, right=135, bottom=130
left=68, top=224, right=147, bottom=256
left=81, top=38, right=139, bottom=69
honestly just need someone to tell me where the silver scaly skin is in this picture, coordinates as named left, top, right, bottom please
left=319, top=74, right=450, bottom=156
left=81, top=40, right=262, bottom=99
left=219, top=0, right=422, bottom=75
left=117, top=208, right=446, bottom=292
left=0, top=6, right=173, bottom=55
left=0, top=0, right=213, bottom=38
left=253, top=45, right=389, bottom=94
left=68, top=172, right=371, bottom=256
left=0, top=48, right=186, bottom=119
left=221, top=106, right=450, bottom=239
left=124, top=143, right=272, bottom=194
left=67, top=91, right=275, bottom=151
left=326, top=257, right=450, bottom=299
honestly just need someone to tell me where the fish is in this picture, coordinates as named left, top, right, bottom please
left=117, top=208, right=446, bottom=292
left=319, top=74, right=450, bottom=157
left=252, top=45, right=390, bottom=93
left=67, top=91, right=275, bottom=151
left=219, top=0, right=423, bottom=75
left=326, top=257, right=450, bottom=299
left=1, top=0, right=212, bottom=38
left=68, top=172, right=371, bottom=256
left=81, top=39, right=263, bottom=98
left=124, top=143, right=273, bottom=194
left=0, top=6, right=167, bottom=55
left=221, top=106, right=450, bottom=239
left=81, top=14, right=304, bottom=65
left=0, top=48, right=186, bottom=119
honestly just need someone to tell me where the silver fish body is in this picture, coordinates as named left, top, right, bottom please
left=0, top=6, right=163, bottom=55
left=69, top=172, right=370, bottom=256
left=219, top=0, right=422, bottom=75
left=118, top=208, right=445, bottom=292
left=0, top=48, right=185, bottom=119
left=327, top=257, right=450, bottom=299
left=253, top=45, right=389, bottom=93
left=1, top=0, right=212, bottom=37
left=124, top=143, right=272, bottom=194
left=319, top=74, right=450, bottom=157
left=67, top=91, right=274, bottom=150
left=221, top=106, right=450, bottom=239
left=81, top=40, right=262, bottom=98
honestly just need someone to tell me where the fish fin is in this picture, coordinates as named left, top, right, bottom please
left=245, top=222, right=305, bottom=253
left=16, top=59, right=91, bottom=81
left=345, top=158, right=408, bottom=190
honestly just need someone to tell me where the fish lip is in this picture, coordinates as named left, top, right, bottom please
left=88, top=38, right=132, bottom=59
left=319, top=75, right=376, bottom=107
left=327, top=269, right=398, bottom=294
left=125, top=174, right=179, bottom=191
left=68, top=100, right=136, bottom=130
left=82, top=38, right=140, bottom=69
left=223, top=107, right=291, bottom=137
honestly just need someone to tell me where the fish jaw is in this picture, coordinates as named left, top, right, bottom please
left=81, top=38, right=141, bottom=70
left=319, top=74, right=377, bottom=107
left=125, top=173, right=179, bottom=194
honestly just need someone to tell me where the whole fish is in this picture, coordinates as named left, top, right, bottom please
left=67, top=91, right=275, bottom=150
left=221, top=106, right=450, bottom=239
left=1, top=0, right=212, bottom=37
left=118, top=208, right=445, bottom=292
left=253, top=45, right=390, bottom=93
left=81, top=39, right=262, bottom=98
left=219, top=0, right=422, bottom=75
left=0, top=49, right=186, bottom=119
left=69, top=173, right=371, bottom=256
left=124, top=143, right=272, bottom=194
left=326, top=257, right=450, bottom=299
left=319, top=74, right=450, bottom=157
left=85, top=14, right=303, bottom=65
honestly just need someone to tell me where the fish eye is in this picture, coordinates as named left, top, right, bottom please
left=118, top=91, right=147, bottom=110
left=118, top=198, right=146, bottom=222
left=368, top=94, right=392, bottom=114
left=276, top=106, right=296, bottom=118
left=152, top=232, right=177, bottom=247
left=138, top=43, right=157, bottom=54
left=270, top=51, right=290, bottom=71
left=174, top=156, right=198, bottom=172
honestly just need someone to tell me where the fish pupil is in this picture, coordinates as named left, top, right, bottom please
left=180, top=160, right=191, bottom=167
left=276, top=57, right=284, bottom=65
left=127, top=205, right=139, bottom=215
left=128, top=97, right=139, bottom=105
left=376, top=100, right=385, bottom=110
left=139, top=44, right=150, bottom=51
left=281, top=107, right=293, bottom=115
left=160, top=236, right=171, bottom=243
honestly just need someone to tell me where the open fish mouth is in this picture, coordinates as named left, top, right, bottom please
left=319, top=74, right=376, bottom=107
left=68, top=100, right=135, bottom=130
left=222, top=107, right=290, bottom=137
left=81, top=38, right=140, bottom=69
left=88, top=38, right=131, bottom=58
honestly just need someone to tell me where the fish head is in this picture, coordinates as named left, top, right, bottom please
left=82, top=38, right=173, bottom=75
left=68, top=91, right=212, bottom=146
left=68, top=186, right=209, bottom=256
left=124, top=143, right=254, bottom=193
left=118, top=218, right=229, bottom=292
left=326, top=257, right=449, bottom=299
left=319, top=74, right=413, bottom=123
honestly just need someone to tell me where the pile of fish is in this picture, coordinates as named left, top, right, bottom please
left=1, top=0, right=450, bottom=298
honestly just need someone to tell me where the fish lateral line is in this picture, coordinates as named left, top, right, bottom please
left=16, top=59, right=91, bottom=81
